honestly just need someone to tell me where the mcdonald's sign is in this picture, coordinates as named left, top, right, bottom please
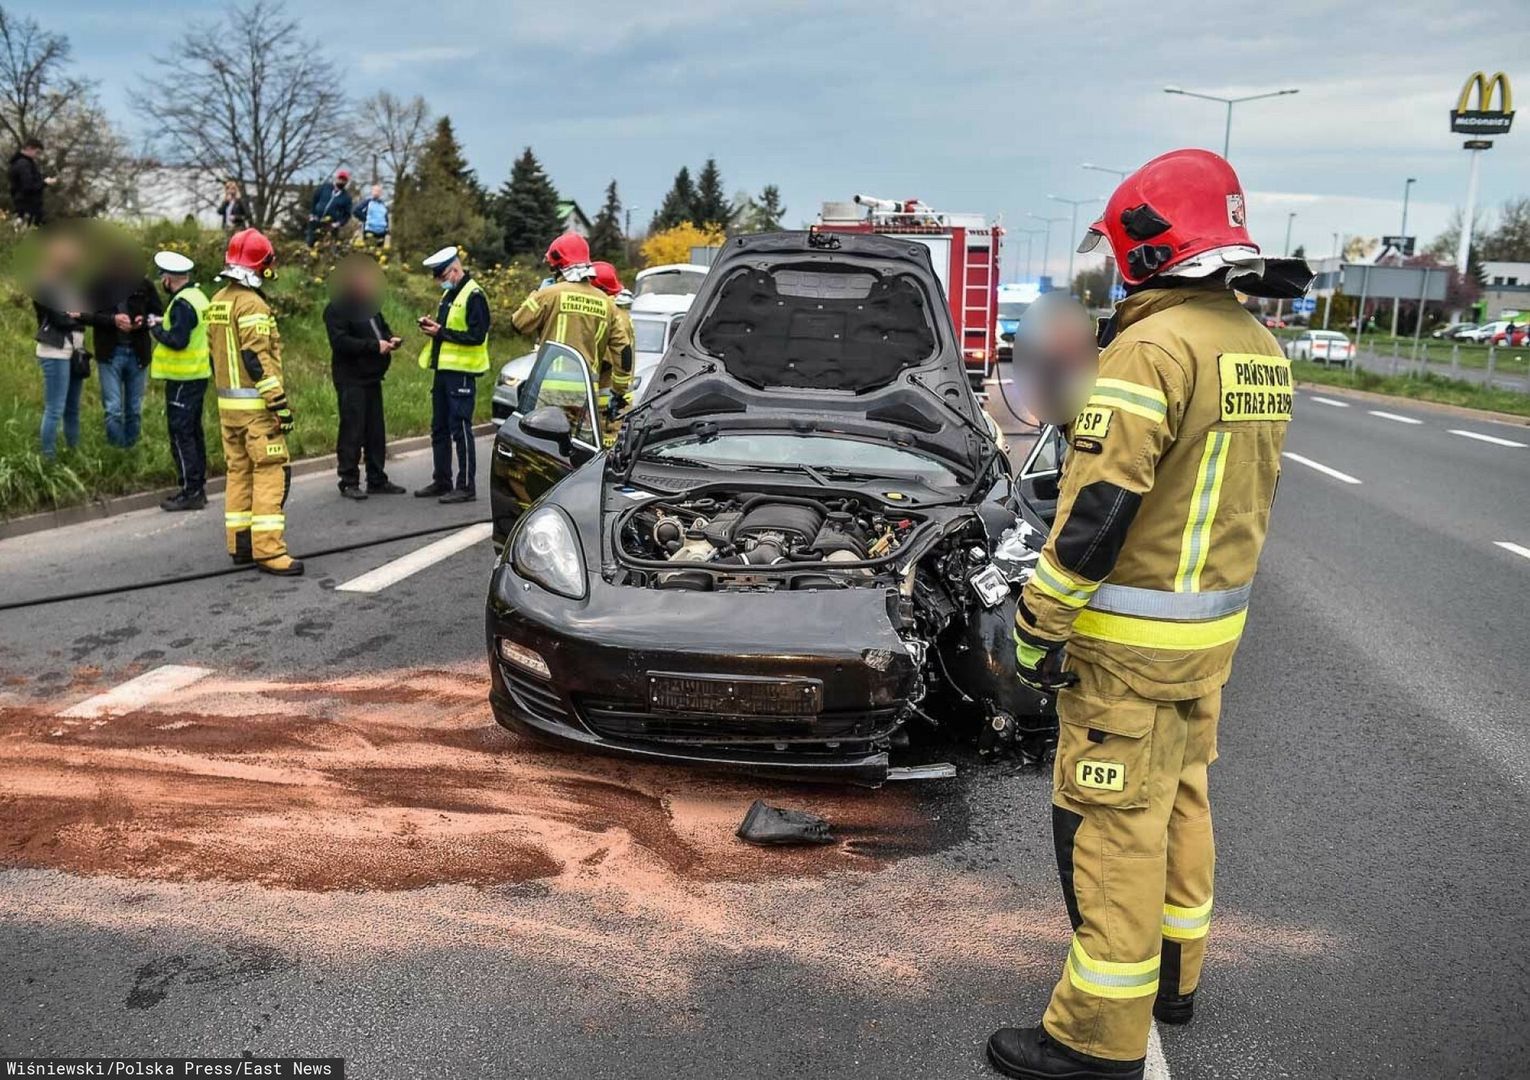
left=1450, top=71, right=1514, bottom=136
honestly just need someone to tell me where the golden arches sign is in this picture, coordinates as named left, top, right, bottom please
left=1451, top=71, right=1514, bottom=136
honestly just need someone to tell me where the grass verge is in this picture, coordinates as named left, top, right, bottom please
left=1292, top=360, right=1530, bottom=419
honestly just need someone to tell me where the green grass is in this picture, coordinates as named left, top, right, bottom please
left=0, top=223, right=536, bottom=520
left=1292, top=360, right=1530, bottom=418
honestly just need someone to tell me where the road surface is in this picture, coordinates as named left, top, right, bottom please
left=2, top=387, right=1527, bottom=1078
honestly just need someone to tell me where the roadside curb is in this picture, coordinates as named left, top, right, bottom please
left=1296, top=382, right=1530, bottom=428
left=0, top=422, right=500, bottom=543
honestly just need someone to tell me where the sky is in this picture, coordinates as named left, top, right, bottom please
left=30, top=0, right=1530, bottom=282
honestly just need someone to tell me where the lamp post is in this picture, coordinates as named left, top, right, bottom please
left=623, top=206, right=640, bottom=264
left=1275, top=212, right=1297, bottom=325
left=1046, top=194, right=1103, bottom=296
left=1392, top=178, right=1417, bottom=335
left=1162, top=85, right=1300, bottom=158
left=1014, top=227, right=1045, bottom=282
left=1081, top=164, right=1131, bottom=298
left=1027, top=212, right=1068, bottom=290
left=1325, top=232, right=1340, bottom=329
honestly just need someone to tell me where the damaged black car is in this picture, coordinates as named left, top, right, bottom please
left=485, top=231, right=1063, bottom=786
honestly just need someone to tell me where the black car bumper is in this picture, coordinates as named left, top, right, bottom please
left=485, top=562, right=921, bottom=786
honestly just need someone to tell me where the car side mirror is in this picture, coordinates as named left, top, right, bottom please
left=519, top=406, right=573, bottom=455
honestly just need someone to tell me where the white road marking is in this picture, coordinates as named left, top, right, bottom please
left=1145, top=1021, right=1172, bottom=1080
left=1368, top=410, right=1423, bottom=425
left=58, top=664, right=213, bottom=720
left=1450, top=428, right=1528, bottom=448
left=1308, top=396, right=1351, bottom=408
left=1495, top=541, right=1530, bottom=562
left=336, top=522, right=494, bottom=593
left=1281, top=451, right=1362, bottom=485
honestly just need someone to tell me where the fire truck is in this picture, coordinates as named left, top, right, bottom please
left=816, top=195, right=1003, bottom=388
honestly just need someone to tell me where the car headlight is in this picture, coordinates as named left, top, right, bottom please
left=512, top=506, right=586, bottom=599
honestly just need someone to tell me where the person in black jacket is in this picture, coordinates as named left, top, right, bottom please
left=325, top=256, right=403, bottom=498
left=83, top=244, right=160, bottom=448
left=8, top=138, right=52, bottom=226
left=217, top=179, right=250, bottom=233
left=306, top=170, right=353, bottom=246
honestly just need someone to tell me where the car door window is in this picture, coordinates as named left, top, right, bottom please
left=517, top=341, right=599, bottom=449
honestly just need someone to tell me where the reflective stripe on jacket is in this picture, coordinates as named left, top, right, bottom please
left=417, top=278, right=491, bottom=374
left=150, top=286, right=211, bottom=381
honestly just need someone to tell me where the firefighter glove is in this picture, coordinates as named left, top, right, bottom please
left=605, top=390, right=629, bottom=421
left=1014, top=622, right=1078, bottom=693
left=268, top=394, right=295, bottom=434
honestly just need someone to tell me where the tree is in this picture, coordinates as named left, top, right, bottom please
left=640, top=222, right=724, bottom=268
left=692, top=157, right=731, bottom=227
left=1478, top=197, right=1530, bottom=262
left=134, top=0, right=348, bottom=228
left=588, top=179, right=623, bottom=261
left=353, top=91, right=431, bottom=191
left=651, top=166, right=696, bottom=231
left=392, top=116, right=495, bottom=262
left=1070, top=266, right=1112, bottom=307
left=496, top=146, right=562, bottom=258
left=738, top=184, right=785, bottom=233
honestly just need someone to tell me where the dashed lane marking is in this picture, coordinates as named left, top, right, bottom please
left=1450, top=429, right=1528, bottom=448
left=1308, top=396, right=1351, bottom=408
left=1368, top=410, right=1423, bottom=425
left=58, top=664, right=213, bottom=720
left=1494, top=541, right=1530, bottom=562
left=335, top=522, right=494, bottom=594
left=1281, top=451, right=1362, bottom=485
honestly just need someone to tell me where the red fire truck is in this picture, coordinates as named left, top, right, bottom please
left=816, top=195, right=1003, bottom=388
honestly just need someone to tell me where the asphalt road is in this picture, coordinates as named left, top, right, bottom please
left=1, top=386, right=1528, bottom=1079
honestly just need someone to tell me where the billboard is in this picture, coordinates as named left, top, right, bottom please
left=1450, top=71, right=1514, bottom=137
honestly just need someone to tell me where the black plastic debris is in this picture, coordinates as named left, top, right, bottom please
left=736, top=800, right=835, bottom=846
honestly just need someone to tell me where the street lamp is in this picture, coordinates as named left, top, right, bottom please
left=1027, top=212, right=1068, bottom=289
left=1080, top=165, right=1132, bottom=298
left=1392, top=178, right=1417, bottom=335
left=1046, top=194, right=1103, bottom=295
left=1013, top=227, right=1045, bottom=282
left=1276, top=212, right=1297, bottom=324
left=1162, top=85, right=1300, bottom=158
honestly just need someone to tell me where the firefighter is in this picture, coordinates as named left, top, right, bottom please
left=511, top=235, right=632, bottom=425
left=207, top=229, right=301, bottom=576
left=147, top=251, right=211, bottom=512
left=415, top=245, right=491, bottom=503
left=591, top=260, right=635, bottom=444
left=987, top=149, right=1312, bottom=1080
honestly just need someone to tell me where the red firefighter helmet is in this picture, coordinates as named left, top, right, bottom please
left=225, top=228, right=275, bottom=273
left=591, top=261, right=623, bottom=296
left=1078, top=148, right=1258, bottom=286
left=545, top=233, right=591, bottom=272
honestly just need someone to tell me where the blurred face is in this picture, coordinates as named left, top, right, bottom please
left=336, top=256, right=382, bottom=302
left=1010, top=293, right=1099, bottom=426
left=371, top=184, right=383, bottom=199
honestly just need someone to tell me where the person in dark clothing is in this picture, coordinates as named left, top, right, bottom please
left=147, top=251, right=212, bottom=511
left=306, top=169, right=354, bottom=245
left=217, top=179, right=250, bottom=233
left=32, top=232, right=87, bottom=456
left=83, top=247, right=160, bottom=448
left=414, top=245, right=491, bottom=504
left=324, top=256, right=404, bottom=498
left=8, top=138, right=52, bottom=226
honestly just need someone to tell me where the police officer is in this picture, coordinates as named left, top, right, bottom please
left=414, top=245, right=490, bottom=504
left=988, top=149, right=1311, bottom=1080
left=511, top=235, right=632, bottom=407
left=207, top=229, right=302, bottom=576
left=147, top=251, right=211, bottom=511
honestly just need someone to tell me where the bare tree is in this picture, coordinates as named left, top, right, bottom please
left=353, top=91, right=432, bottom=191
left=0, top=6, right=78, bottom=145
left=134, top=0, right=348, bottom=228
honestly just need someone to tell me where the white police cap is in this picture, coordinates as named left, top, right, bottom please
left=422, top=246, right=461, bottom=274
left=153, top=251, right=195, bottom=275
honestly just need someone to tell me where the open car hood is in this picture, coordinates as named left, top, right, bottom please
left=617, top=231, right=992, bottom=479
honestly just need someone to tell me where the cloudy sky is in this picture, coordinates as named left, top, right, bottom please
left=36, top=0, right=1530, bottom=281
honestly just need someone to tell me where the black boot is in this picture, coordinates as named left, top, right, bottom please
left=160, top=491, right=190, bottom=511
left=414, top=480, right=452, bottom=497
left=367, top=480, right=406, bottom=495
left=181, top=489, right=207, bottom=510
left=986, top=1027, right=1144, bottom=1080
left=231, top=532, right=254, bottom=566
left=1153, top=990, right=1194, bottom=1026
left=339, top=483, right=368, bottom=500
left=438, top=487, right=476, bottom=504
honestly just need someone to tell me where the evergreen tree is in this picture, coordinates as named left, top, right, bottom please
left=393, top=116, right=496, bottom=261
left=589, top=179, right=624, bottom=260
left=692, top=158, right=731, bottom=227
left=498, top=146, right=563, bottom=258
left=743, top=184, right=785, bottom=232
left=651, top=166, right=697, bottom=231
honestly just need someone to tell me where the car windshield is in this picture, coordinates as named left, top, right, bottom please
left=998, top=302, right=1030, bottom=320
left=635, top=270, right=705, bottom=298
left=633, top=318, right=668, bottom=353
left=650, top=434, right=960, bottom=485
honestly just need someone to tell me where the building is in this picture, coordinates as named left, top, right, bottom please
left=111, top=166, right=227, bottom=227
left=557, top=200, right=591, bottom=238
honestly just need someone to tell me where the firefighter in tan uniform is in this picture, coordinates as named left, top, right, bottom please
left=988, top=149, right=1313, bottom=1080
left=206, top=229, right=302, bottom=577
left=592, top=261, right=636, bottom=445
left=511, top=235, right=632, bottom=441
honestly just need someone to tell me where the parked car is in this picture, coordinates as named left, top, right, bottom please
left=630, top=263, right=709, bottom=316
left=1488, top=325, right=1528, bottom=347
left=1460, top=321, right=1509, bottom=343
left=484, top=231, right=1058, bottom=786
left=1262, top=315, right=1287, bottom=329
left=1432, top=322, right=1476, bottom=339
left=1284, top=329, right=1355, bottom=366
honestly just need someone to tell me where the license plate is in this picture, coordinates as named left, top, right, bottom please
left=647, top=673, right=823, bottom=716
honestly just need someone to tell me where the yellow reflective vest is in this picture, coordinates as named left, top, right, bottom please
left=418, top=277, right=491, bottom=374
left=149, top=285, right=211, bottom=381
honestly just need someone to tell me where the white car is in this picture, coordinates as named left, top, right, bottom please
left=1460, top=321, right=1509, bottom=343
left=1284, top=330, right=1354, bottom=366
left=491, top=310, right=686, bottom=420
left=630, top=263, right=710, bottom=316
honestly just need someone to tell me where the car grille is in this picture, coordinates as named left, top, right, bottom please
left=502, top=666, right=574, bottom=727
left=577, top=699, right=901, bottom=747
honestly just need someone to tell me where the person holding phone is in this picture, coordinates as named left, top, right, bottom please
left=324, top=255, right=404, bottom=499
left=82, top=243, right=160, bottom=449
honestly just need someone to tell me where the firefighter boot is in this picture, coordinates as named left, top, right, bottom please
left=1153, top=991, right=1194, bottom=1026
left=986, top=1027, right=1144, bottom=1080
left=230, top=530, right=253, bottom=566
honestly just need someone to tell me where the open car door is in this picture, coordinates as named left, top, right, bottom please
left=1013, top=423, right=1066, bottom=529
left=489, top=341, right=600, bottom=548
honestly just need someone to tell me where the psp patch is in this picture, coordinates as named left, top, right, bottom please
left=1075, top=760, right=1126, bottom=792
left=1073, top=405, right=1114, bottom=440
left=1218, top=354, right=1293, bottom=422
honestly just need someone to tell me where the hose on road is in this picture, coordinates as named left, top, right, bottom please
left=0, top=518, right=494, bottom=613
